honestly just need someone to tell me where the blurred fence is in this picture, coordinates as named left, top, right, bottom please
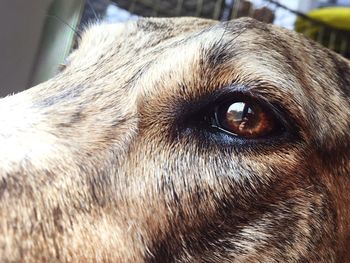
left=107, top=0, right=350, bottom=58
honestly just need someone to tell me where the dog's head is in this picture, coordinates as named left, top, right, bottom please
left=0, top=17, right=349, bottom=262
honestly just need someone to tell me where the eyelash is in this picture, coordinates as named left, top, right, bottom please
left=177, top=90, right=294, bottom=147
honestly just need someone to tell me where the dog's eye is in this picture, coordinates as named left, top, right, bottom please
left=213, top=100, right=278, bottom=138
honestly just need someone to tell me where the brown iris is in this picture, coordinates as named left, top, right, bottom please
left=216, top=101, right=275, bottom=138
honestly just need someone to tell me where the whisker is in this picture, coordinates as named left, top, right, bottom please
left=46, top=14, right=81, bottom=39
left=218, top=20, right=229, bottom=47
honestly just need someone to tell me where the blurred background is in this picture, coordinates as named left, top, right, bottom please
left=1, top=0, right=349, bottom=97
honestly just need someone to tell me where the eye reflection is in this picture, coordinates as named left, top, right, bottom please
left=227, top=102, right=250, bottom=122
left=216, top=101, right=275, bottom=138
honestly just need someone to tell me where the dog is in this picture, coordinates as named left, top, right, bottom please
left=0, top=17, right=349, bottom=262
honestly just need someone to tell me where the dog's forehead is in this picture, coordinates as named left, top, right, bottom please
left=75, top=17, right=295, bottom=74
left=80, top=17, right=217, bottom=47
left=67, top=17, right=350, bottom=146
left=73, top=17, right=216, bottom=66
left=74, top=17, right=304, bottom=94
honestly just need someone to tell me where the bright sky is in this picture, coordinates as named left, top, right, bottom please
left=250, top=0, right=299, bottom=29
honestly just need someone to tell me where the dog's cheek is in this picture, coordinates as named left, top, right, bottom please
left=140, top=140, right=337, bottom=262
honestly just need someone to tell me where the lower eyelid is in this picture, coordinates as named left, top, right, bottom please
left=173, top=88, right=297, bottom=142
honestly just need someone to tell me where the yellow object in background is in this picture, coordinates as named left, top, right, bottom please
left=307, top=7, right=350, bottom=31
left=295, top=7, right=350, bottom=57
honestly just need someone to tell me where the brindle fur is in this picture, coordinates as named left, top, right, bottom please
left=0, top=17, right=349, bottom=262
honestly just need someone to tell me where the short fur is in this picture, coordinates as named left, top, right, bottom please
left=0, top=17, right=349, bottom=262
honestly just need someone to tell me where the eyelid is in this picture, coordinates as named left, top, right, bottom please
left=175, top=84, right=299, bottom=135
left=170, top=87, right=302, bottom=150
left=210, top=87, right=292, bottom=129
